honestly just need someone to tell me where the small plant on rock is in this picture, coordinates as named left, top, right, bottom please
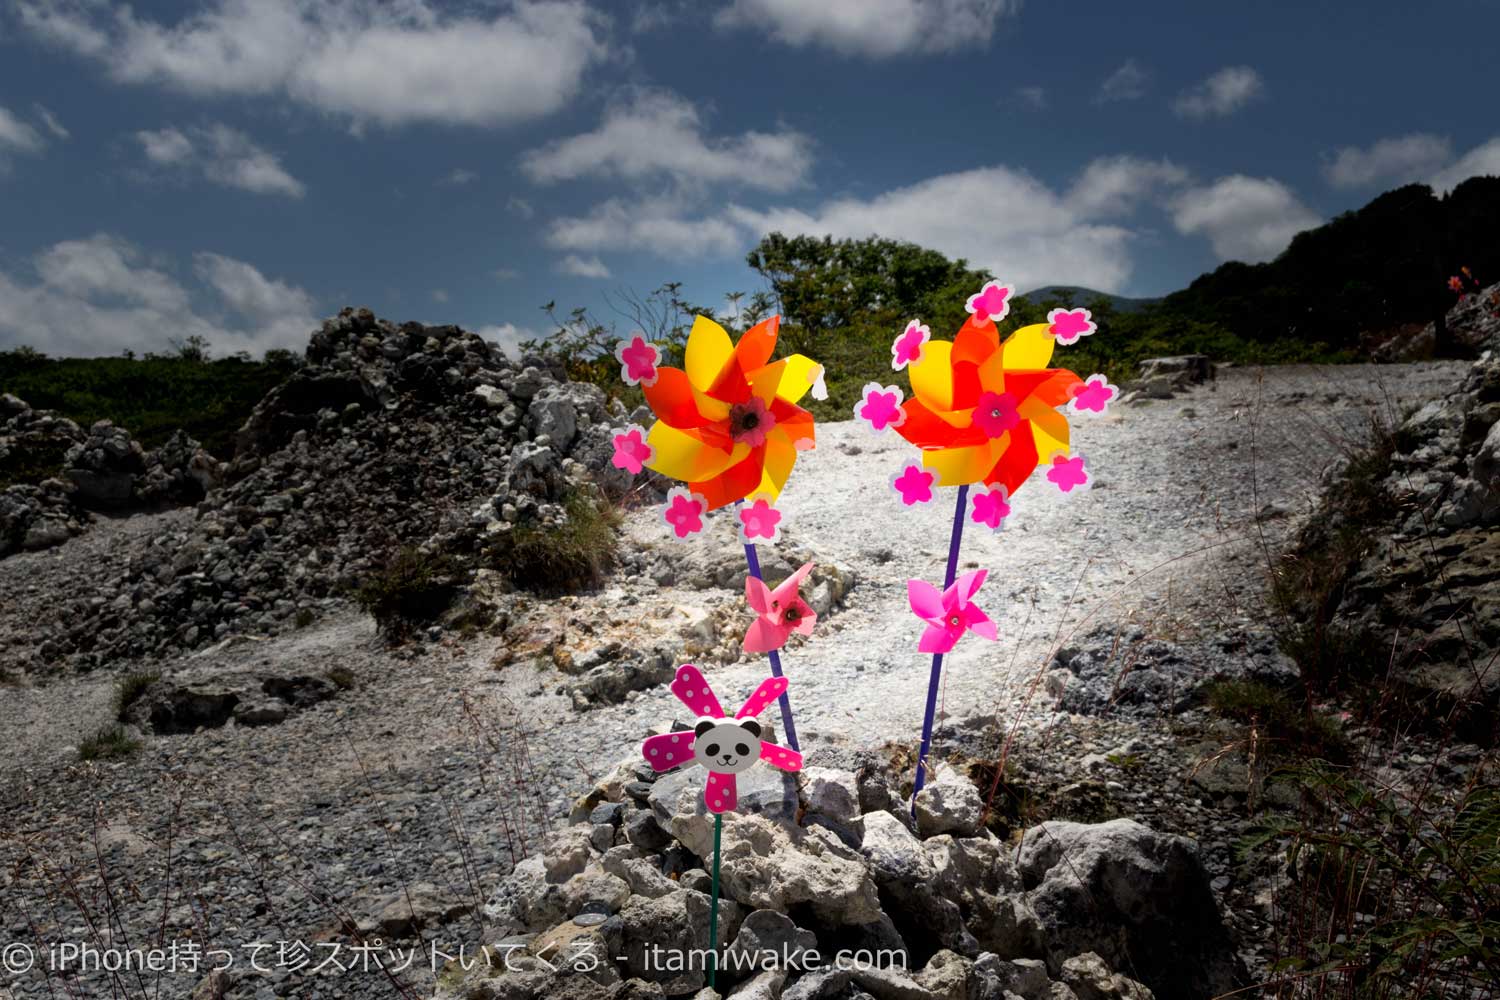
left=353, top=546, right=463, bottom=640
left=77, top=724, right=141, bottom=761
left=488, top=490, right=620, bottom=594
left=113, top=669, right=161, bottom=721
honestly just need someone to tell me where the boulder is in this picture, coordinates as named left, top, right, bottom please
left=1018, top=820, right=1244, bottom=1000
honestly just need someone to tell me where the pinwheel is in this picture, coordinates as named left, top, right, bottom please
left=641, top=664, right=804, bottom=986
left=743, top=561, right=817, bottom=653
left=858, top=280, right=1115, bottom=809
left=908, top=569, right=998, bottom=654
left=611, top=315, right=825, bottom=752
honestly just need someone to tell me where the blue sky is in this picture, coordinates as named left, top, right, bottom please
left=1, top=0, right=1497, bottom=357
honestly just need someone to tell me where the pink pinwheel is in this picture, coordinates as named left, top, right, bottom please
left=891, top=321, right=931, bottom=370
left=907, top=569, right=999, bottom=654
left=641, top=665, right=804, bottom=814
left=743, top=561, right=816, bottom=653
left=615, top=334, right=660, bottom=386
left=1047, top=308, right=1097, bottom=345
left=966, top=280, right=1012, bottom=323
left=611, top=424, right=654, bottom=474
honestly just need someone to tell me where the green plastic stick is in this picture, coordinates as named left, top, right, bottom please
left=708, top=811, right=722, bottom=989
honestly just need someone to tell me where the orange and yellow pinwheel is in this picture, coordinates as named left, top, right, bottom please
left=893, top=310, right=1087, bottom=499
left=639, top=315, right=822, bottom=511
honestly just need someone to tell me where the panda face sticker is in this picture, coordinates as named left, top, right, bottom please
left=692, top=717, right=762, bottom=773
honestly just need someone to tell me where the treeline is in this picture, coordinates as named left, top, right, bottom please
left=0, top=341, right=303, bottom=458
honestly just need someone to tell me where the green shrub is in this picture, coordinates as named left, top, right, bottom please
left=112, top=669, right=161, bottom=720
left=1204, top=679, right=1348, bottom=761
left=78, top=724, right=141, bottom=761
left=353, top=547, right=463, bottom=639
left=491, top=491, right=620, bottom=593
left=1243, top=761, right=1500, bottom=997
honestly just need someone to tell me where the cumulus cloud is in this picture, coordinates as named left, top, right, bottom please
left=134, top=123, right=305, bottom=197
left=1013, top=85, right=1047, bottom=111
left=521, top=90, right=813, bottom=192
left=14, top=0, right=609, bottom=128
left=1095, top=59, right=1148, bottom=103
left=1323, top=133, right=1452, bottom=189
left=34, top=104, right=70, bottom=140
left=0, top=234, right=318, bottom=356
left=439, top=168, right=478, bottom=186
left=506, top=196, right=536, bottom=219
left=1169, top=175, right=1320, bottom=262
left=1173, top=66, right=1264, bottom=120
left=432, top=289, right=450, bottom=303
left=0, top=105, right=47, bottom=155
left=715, top=0, right=1018, bottom=57
left=475, top=321, right=541, bottom=358
left=556, top=254, right=612, bottom=278
left=546, top=156, right=1190, bottom=293
left=1430, top=137, right=1500, bottom=194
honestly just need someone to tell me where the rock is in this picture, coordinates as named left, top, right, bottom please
left=354, top=881, right=468, bottom=938
left=1018, top=820, right=1244, bottom=1000
left=913, top=768, right=984, bottom=838
left=619, top=889, right=733, bottom=994
left=800, top=767, right=861, bottom=826
left=726, top=909, right=819, bottom=972
left=729, top=969, right=788, bottom=1000
left=783, top=968, right=851, bottom=1000
left=1059, top=953, right=1153, bottom=1000
left=625, top=808, right=675, bottom=853
left=231, top=698, right=288, bottom=726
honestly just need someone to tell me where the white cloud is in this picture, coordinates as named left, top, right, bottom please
left=34, top=104, right=70, bottom=140
left=1066, top=156, right=1190, bottom=218
left=546, top=195, right=747, bottom=258
left=439, top=168, right=478, bottom=186
left=475, top=322, right=541, bottom=358
left=0, top=234, right=318, bottom=356
left=546, top=156, right=1195, bottom=292
left=521, top=90, right=813, bottom=192
left=15, top=0, right=608, bottom=128
left=506, top=196, right=535, bottom=219
left=1173, top=66, right=1264, bottom=120
left=1324, top=133, right=1452, bottom=189
left=432, top=288, right=450, bottom=303
left=1169, top=175, right=1320, bottom=262
left=1013, top=85, right=1047, bottom=111
left=134, top=123, right=304, bottom=197
left=494, top=267, right=520, bottom=280
left=556, top=254, right=612, bottom=278
left=0, top=105, right=47, bottom=154
left=1096, top=59, right=1147, bottom=103
left=715, top=0, right=1017, bottom=57
left=1430, top=136, right=1500, bottom=194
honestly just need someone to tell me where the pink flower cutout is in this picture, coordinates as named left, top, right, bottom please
left=729, top=396, right=777, bottom=448
left=610, top=424, right=654, bottom=475
left=1047, top=308, right=1096, bottom=345
left=965, top=280, right=1013, bottom=323
left=1068, top=374, right=1118, bottom=415
left=738, top=497, right=782, bottom=543
left=890, top=464, right=935, bottom=506
left=891, top=320, right=931, bottom=370
left=971, top=390, right=1020, bottom=438
left=856, top=382, right=906, bottom=433
left=971, top=486, right=1011, bottom=530
left=663, top=487, right=707, bottom=539
left=1448, top=276, right=1465, bottom=294
left=615, top=334, right=660, bottom=387
left=1046, top=453, right=1091, bottom=493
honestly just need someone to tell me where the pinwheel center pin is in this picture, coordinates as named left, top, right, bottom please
left=729, top=398, right=775, bottom=446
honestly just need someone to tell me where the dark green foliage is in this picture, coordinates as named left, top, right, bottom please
left=1203, top=679, right=1348, bottom=761
left=326, top=666, right=355, bottom=690
left=78, top=723, right=141, bottom=761
left=113, top=669, right=161, bottom=721
left=489, top=491, right=620, bottom=593
left=0, top=434, right=70, bottom=489
left=1242, top=762, right=1500, bottom=997
left=1271, top=422, right=1398, bottom=691
left=353, top=547, right=463, bottom=639
left=293, top=608, right=316, bottom=629
left=0, top=347, right=303, bottom=459
left=1166, top=178, right=1500, bottom=354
